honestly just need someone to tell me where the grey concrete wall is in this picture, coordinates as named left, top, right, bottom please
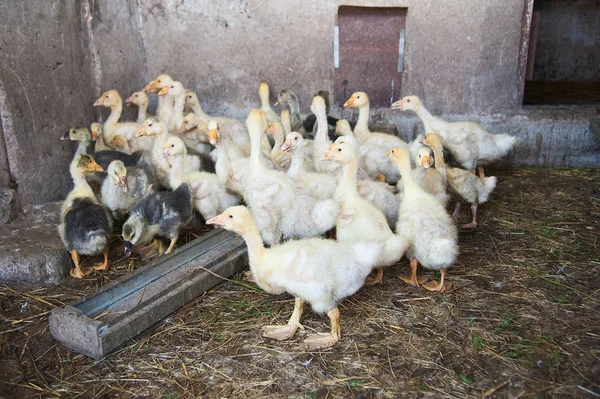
left=136, top=0, right=525, bottom=117
left=89, top=1, right=147, bottom=122
left=533, top=0, right=600, bottom=81
left=0, top=2, right=95, bottom=206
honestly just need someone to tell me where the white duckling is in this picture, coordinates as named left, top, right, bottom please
left=206, top=206, right=381, bottom=349
left=243, top=109, right=339, bottom=245
left=265, top=120, right=292, bottom=171
left=422, top=133, right=497, bottom=229
left=125, top=91, right=151, bottom=124
left=392, top=95, right=517, bottom=178
left=143, top=74, right=174, bottom=124
left=405, top=146, right=448, bottom=207
left=344, top=92, right=409, bottom=150
left=93, top=90, right=154, bottom=155
left=324, top=141, right=407, bottom=285
left=388, top=146, right=458, bottom=293
left=159, top=81, right=186, bottom=135
left=163, top=136, right=239, bottom=220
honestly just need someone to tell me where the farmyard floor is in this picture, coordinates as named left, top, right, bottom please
left=1, top=168, right=599, bottom=398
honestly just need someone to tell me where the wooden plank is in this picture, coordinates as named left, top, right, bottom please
left=49, top=229, right=248, bottom=359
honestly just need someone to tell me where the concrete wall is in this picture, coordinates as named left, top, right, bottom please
left=136, top=0, right=525, bottom=117
left=0, top=2, right=95, bottom=207
left=533, top=0, right=600, bottom=81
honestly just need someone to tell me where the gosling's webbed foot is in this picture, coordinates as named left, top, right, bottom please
left=365, top=268, right=384, bottom=286
left=242, top=270, right=256, bottom=283
left=398, top=273, right=428, bottom=287
left=70, top=266, right=92, bottom=279
left=92, top=261, right=109, bottom=271
left=423, top=279, right=453, bottom=293
left=460, top=221, right=477, bottom=229
left=302, top=332, right=339, bottom=349
left=261, top=323, right=304, bottom=341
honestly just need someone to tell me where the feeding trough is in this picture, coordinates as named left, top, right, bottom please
left=49, top=229, right=247, bottom=359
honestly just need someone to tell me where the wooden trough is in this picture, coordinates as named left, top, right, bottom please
left=49, top=229, right=248, bottom=359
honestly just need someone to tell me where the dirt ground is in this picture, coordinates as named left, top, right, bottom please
left=1, top=167, right=599, bottom=398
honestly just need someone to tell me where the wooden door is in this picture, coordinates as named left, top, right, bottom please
left=334, top=7, right=407, bottom=108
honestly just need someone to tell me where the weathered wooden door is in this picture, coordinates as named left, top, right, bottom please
left=334, top=7, right=407, bottom=108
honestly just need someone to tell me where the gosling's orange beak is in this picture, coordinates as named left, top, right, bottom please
left=161, top=148, right=170, bottom=159
left=180, top=123, right=187, bottom=133
left=87, top=159, right=104, bottom=173
left=125, top=95, right=135, bottom=106
left=343, top=96, right=355, bottom=108
left=119, top=176, right=128, bottom=193
left=322, top=147, right=335, bottom=161
left=93, top=96, right=104, bottom=107
left=281, top=139, right=292, bottom=153
left=421, top=155, right=431, bottom=168
left=136, top=126, right=147, bottom=137
left=143, top=80, right=157, bottom=92
left=158, top=86, right=169, bottom=96
left=208, top=129, right=218, bottom=144
left=206, top=213, right=226, bottom=227
left=61, top=132, right=70, bottom=141
left=391, top=99, right=404, bottom=110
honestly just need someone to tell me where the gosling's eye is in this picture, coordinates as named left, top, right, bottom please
left=158, top=80, right=162, bottom=83
left=407, top=99, right=411, bottom=103
left=357, top=96, right=360, bottom=99
left=294, top=137, right=298, bottom=140
left=338, top=148, right=342, bottom=152
left=105, top=95, right=109, bottom=98
left=229, top=215, right=233, bottom=219
left=171, top=144, right=174, bottom=147
left=171, top=85, right=174, bottom=88
left=149, top=123, right=153, bottom=127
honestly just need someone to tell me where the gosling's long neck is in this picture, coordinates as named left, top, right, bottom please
left=354, top=103, right=371, bottom=141
left=75, top=140, right=89, bottom=156
left=414, top=105, right=444, bottom=133
left=429, top=143, right=446, bottom=169
left=157, top=95, right=174, bottom=122
left=281, top=113, right=292, bottom=135
left=260, top=93, right=272, bottom=112
left=288, top=98, right=301, bottom=124
left=137, top=102, right=148, bottom=124
left=273, top=124, right=285, bottom=147
left=287, top=147, right=304, bottom=179
left=248, top=126, right=264, bottom=170
left=337, top=158, right=359, bottom=199
left=395, top=158, right=416, bottom=189
left=172, top=93, right=185, bottom=117
left=241, top=221, right=266, bottom=273
left=191, top=102, right=207, bottom=118
left=151, top=127, right=170, bottom=161
left=106, top=101, right=123, bottom=126
left=313, top=106, right=330, bottom=146
left=168, top=154, right=186, bottom=188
